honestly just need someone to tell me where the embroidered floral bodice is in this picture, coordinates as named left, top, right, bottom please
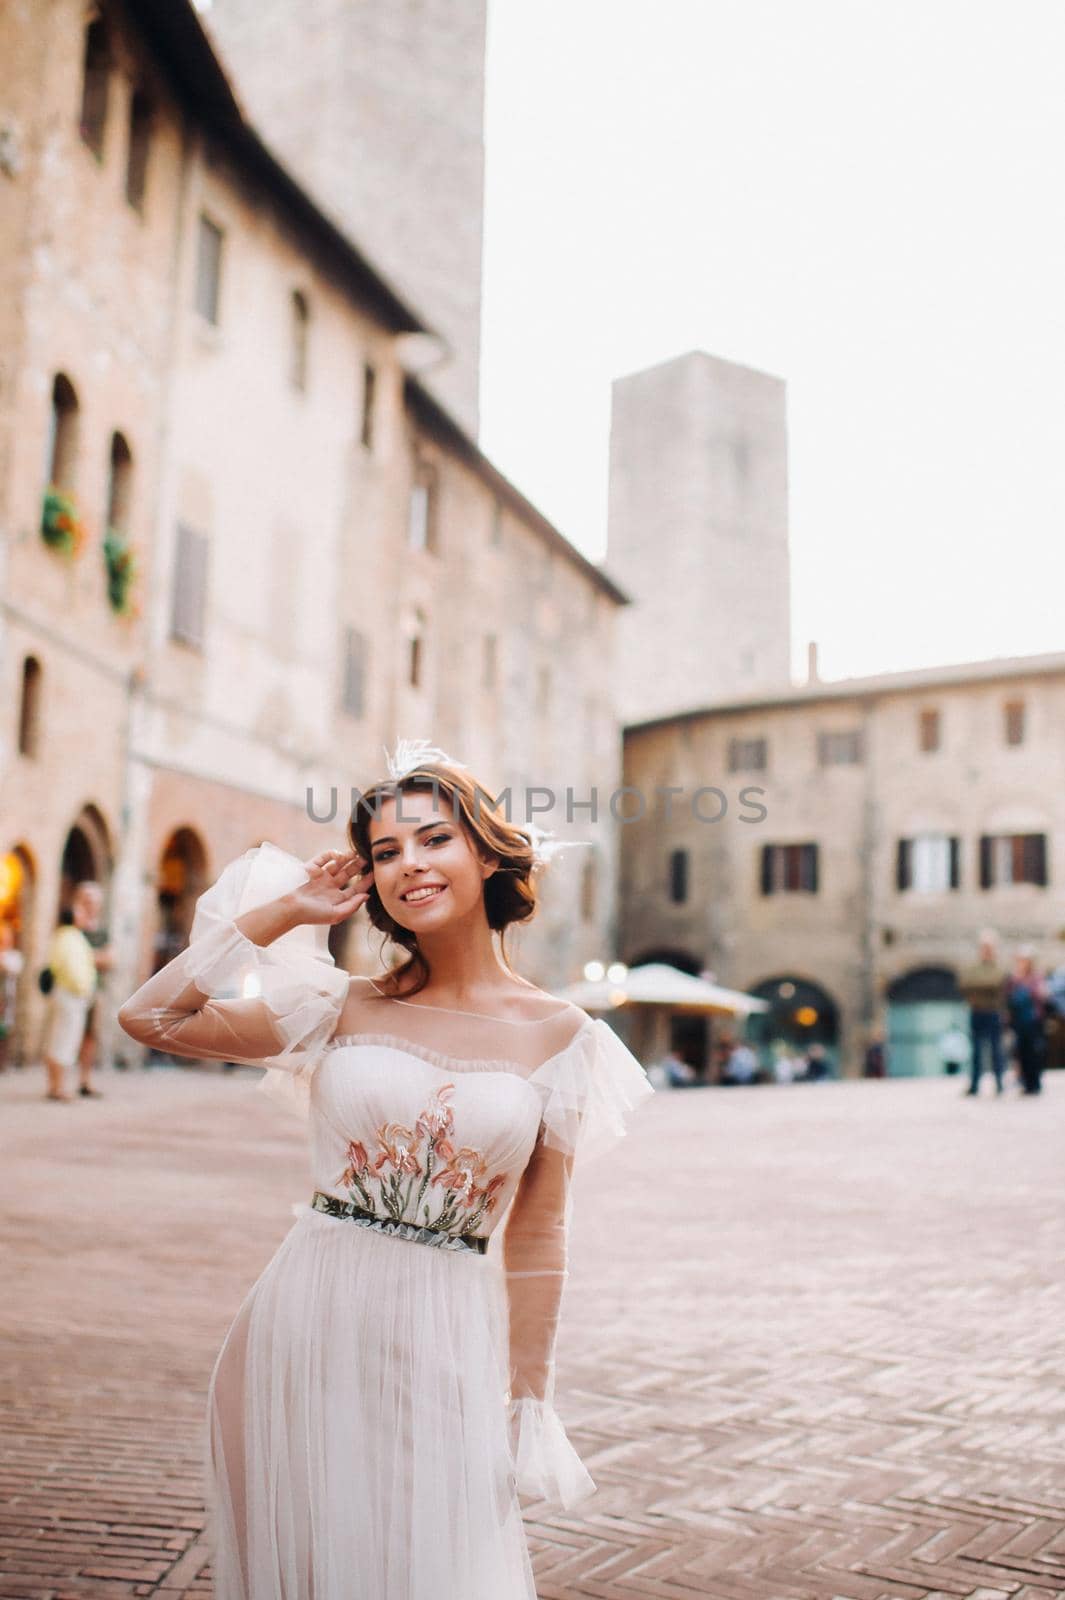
left=118, top=841, right=655, bottom=1510
left=313, top=1036, right=553, bottom=1242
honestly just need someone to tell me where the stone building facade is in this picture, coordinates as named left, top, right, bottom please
left=203, top=0, right=487, bottom=434
left=0, top=0, right=628, bottom=1066
left=606, top=350, right=792, bottom=726
left=619, top=651, right=1065, bottom=1078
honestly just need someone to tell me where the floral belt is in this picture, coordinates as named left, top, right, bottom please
left=310, top=1190, right=489, bottom=1255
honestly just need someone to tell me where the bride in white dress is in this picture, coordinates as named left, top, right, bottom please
left=118, top=750, right=654, bottom=1600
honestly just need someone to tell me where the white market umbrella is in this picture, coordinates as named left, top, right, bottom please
left=557, top=962, right=768, bottom=1017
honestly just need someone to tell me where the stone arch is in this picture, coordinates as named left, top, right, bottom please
left=58, top=803, right=114, bottom=916
left=745, top=974, right=841, bottom=1074
left=886, top=966, right=960, bottom=1004
left=154, top=827, right=210, bottom=972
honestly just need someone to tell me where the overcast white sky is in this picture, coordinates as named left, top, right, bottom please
left=479, top=0, right=1065, bottom=684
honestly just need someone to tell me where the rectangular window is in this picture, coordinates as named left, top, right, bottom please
left=170, top=524, right=209, bottom=649
left=897, top=834, right=959, bottom=893
left=979, top=832, right=1048, bottom=888
left=290, top=290, right=309, bottom=391
left=195, top=214, right=224, bottom=325
left=918, top=709, right=940, bottom=752
left=360, top=363, right=376, bottom=450
left=817, top=730, right=863, bottom=766
left=341, top=627, right=366, bottom=718
left=408, top=610, right=426, bottom=690
left=669, top=848, right=689, bottom=904
left=760, top=843, right=819, bottom=895
left=1004, top=700, right=1025, bottom=746
left=728, top=736, right=767, bottom=773
left=408, top=463, right=438, bottom=552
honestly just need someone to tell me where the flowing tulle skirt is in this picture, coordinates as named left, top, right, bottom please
left=206, top=1207, right=535, bottom=1600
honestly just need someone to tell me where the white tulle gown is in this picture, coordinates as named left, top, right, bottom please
left=119, top=843, right=654, bottom=1600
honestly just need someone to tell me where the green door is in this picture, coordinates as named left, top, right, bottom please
left=886, top=1000, right=969, bottom=1077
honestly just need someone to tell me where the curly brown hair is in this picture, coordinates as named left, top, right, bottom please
left=346, top=762, right=539, bottom=997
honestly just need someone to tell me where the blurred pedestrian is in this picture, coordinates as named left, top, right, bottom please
left=1006, top=946, right=1047, bottom=1096
left=661, top=1048, right=697, bottom=1088
left=1044, top=962, right=1065, bottom=1071
left=863, top=1034, right=887, bottom=1078
left=958, top=929, right=1008, bottom=1096
left=723, top=1040, right=758, bottom=1085
left=41, top=882, right=102, bottom=1101
left=803, top=1042, right=830, bottom=1081
left=770, top=1041, right=795, bottom=1083
left=774, top=1044, right=802, bottom=1083
left=75, top=885, right=114, bottom=1082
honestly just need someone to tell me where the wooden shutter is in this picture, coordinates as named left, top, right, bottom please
left=978, top=835, right=993, bottom=890
left=896, top=838, right=911, bottom=891
left=804, top=843, right=819, bottom=893
left=760, top=844, right=774, bottom=896
left=1024, top=833, right=1048, bottom=886
left=949, top=836, right=961, bottom=890
left=669, top=848, right=688, bottom=904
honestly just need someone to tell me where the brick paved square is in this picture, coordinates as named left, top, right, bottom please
left=1, top=1067, right=1062, bottom=1598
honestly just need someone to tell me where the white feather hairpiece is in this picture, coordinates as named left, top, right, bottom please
left=521, top=820, right=589, bottom=875
left=382, top=738, right=467, bottom=780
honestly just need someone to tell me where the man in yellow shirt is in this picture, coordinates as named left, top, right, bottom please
left=42, top=881, right=102, bottom=1101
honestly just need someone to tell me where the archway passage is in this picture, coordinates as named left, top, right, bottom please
left=58, top=804, right=113, bottom=916
left=886, top=966, right=966, bottom=1078
left=746, top=976, right=841, bottom=1077
left=0, top=845, right=36, bottom=1067
left=155, top=829, right=209, bottom=975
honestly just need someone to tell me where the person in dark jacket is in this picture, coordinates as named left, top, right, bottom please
left=958, top=929, right=1008, bottom=1096
left=1006, top=947, right=1048, bottom=1096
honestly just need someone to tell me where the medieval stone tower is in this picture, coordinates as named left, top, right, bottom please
left=204, top=0, right=487, bottom=434
left=606, top=350, right=792, bottom=725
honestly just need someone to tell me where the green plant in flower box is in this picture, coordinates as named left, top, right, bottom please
left=40, top=486, right=85, bottom=558
left=103, top=527, right=138, bottom=615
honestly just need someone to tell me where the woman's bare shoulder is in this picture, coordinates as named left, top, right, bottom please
left=335, top=973, right=396, bottom=1032
left=346, top=973, right=393, bottom=996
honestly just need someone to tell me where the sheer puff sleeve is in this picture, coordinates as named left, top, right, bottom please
left=117, top=843, right=349, bottom=1104
left=502, top=1018, right=654, bottom=1509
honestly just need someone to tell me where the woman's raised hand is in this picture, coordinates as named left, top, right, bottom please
left=289, top=848, right=373, bottom=927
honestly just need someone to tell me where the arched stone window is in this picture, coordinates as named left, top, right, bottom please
left=17, top=657, right=42, bottom=758
left=107, top=431, right=133, bottom=532
left=46, top=374, right=79, bottom=489
left=79, top=16, right=111, bottom=157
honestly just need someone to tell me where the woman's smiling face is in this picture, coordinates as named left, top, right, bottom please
left=368, top=787, right=497, bottom=930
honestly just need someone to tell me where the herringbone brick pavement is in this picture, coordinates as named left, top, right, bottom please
left=1, top=1064, right=1062, bottom=1599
